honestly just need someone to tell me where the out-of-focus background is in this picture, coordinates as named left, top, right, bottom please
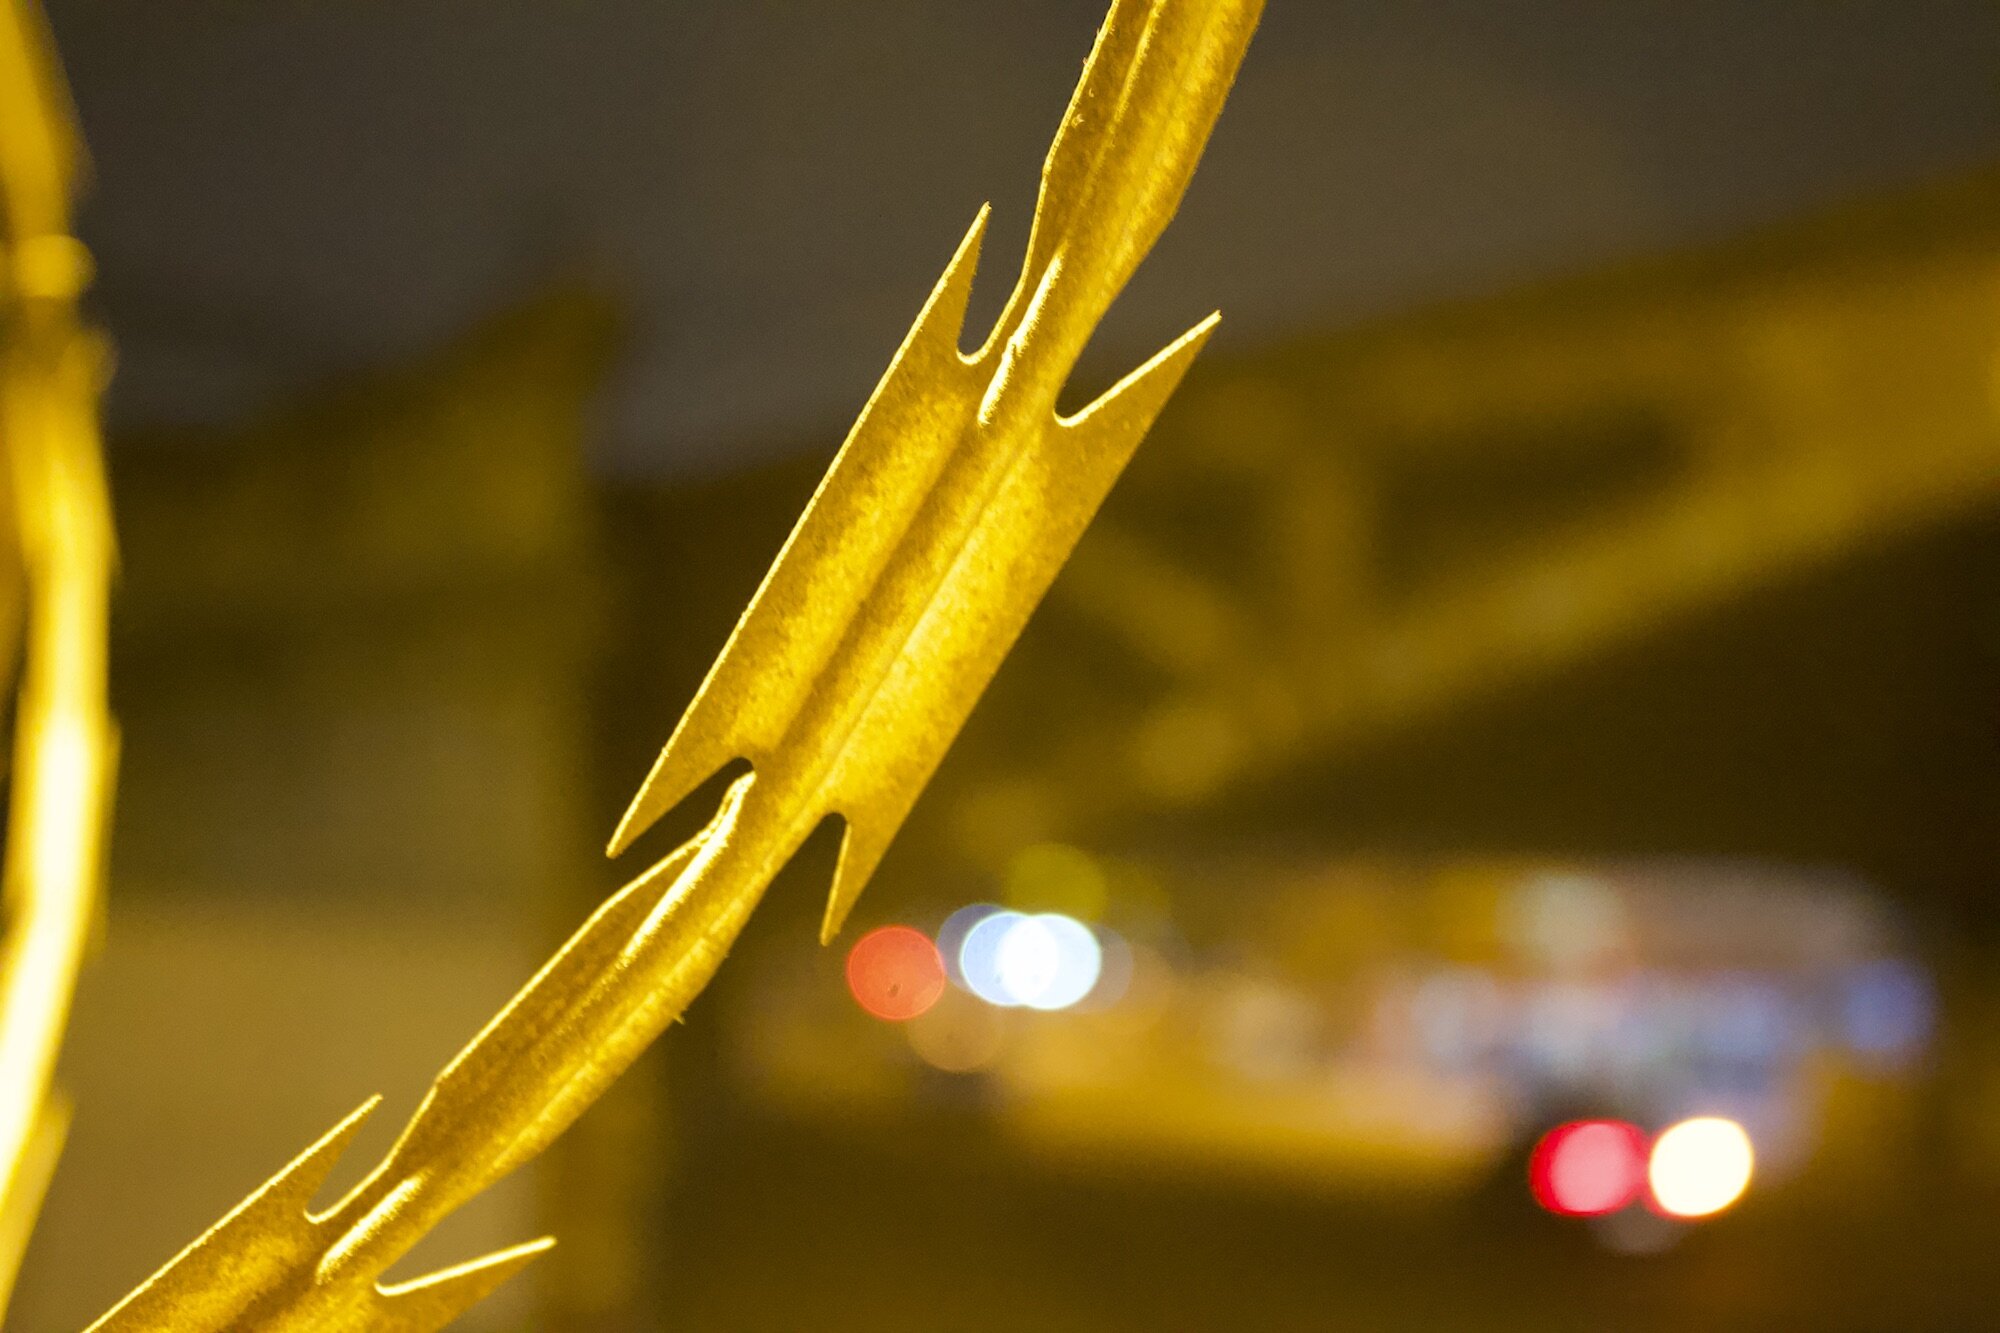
left=12, top=1, right=2000, bottom=1329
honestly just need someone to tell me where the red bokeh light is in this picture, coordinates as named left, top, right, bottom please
left=845, top=925, right=947, bottom=1022
left=1529, top=1119, right=1649, bottom=1217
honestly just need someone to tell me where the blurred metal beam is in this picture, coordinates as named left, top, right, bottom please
left=957, top=173, right=2000, bottom=843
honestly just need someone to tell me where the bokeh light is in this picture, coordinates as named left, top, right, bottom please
left=1022, top=914, right=1104, bottom=1010
left=845, top=926, right=947, bottom=1022
left=1647, top=1117, right=1753, bottom=1218
left=995, top=915, right=1063, bottom=1005
left=956, top=910, right=1105, bottom=1011
left=959, top=910, right=1026, bottom=1006
left=938, top=903, right=1005, bottom=988
left=1529, top=1120, right=1648, bottom=1216
left=995, top=913, right=1105, bottom=1010
left=1003, top=842, right=1110, bottom=920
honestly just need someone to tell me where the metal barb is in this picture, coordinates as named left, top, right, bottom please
left=84, top=1, right=1262, bottom=1327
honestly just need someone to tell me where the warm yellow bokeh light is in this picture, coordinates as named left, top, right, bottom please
left=1647, top=1116, right=1754, bottom=1218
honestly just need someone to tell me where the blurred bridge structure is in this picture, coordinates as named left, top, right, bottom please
left=936, top=169, right=2000, bottom=859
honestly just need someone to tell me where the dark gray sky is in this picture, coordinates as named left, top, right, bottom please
left=43, top=1, right=2000, bottom=475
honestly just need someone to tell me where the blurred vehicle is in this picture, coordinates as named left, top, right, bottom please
left=733, top=849, right=1932, bottom=1251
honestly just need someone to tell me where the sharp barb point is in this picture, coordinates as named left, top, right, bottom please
left=374, top=1237, right=555, bottom=1333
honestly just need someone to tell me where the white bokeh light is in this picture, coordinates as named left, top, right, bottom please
left=1027, top=914, right=1102, bottom=1010
left=958, top=910, right=1104, bottom=1011
left=1648, top=1116, right=1754, bottom=1218
left=994, top=913, right=1104, bottom=1010
left=958, top=910, right=1025, bottom=1007
left=996, top=916, right=1062, bottom=1006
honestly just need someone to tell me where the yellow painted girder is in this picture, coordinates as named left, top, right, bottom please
left=1005, top=203, right=2000, bottom=824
